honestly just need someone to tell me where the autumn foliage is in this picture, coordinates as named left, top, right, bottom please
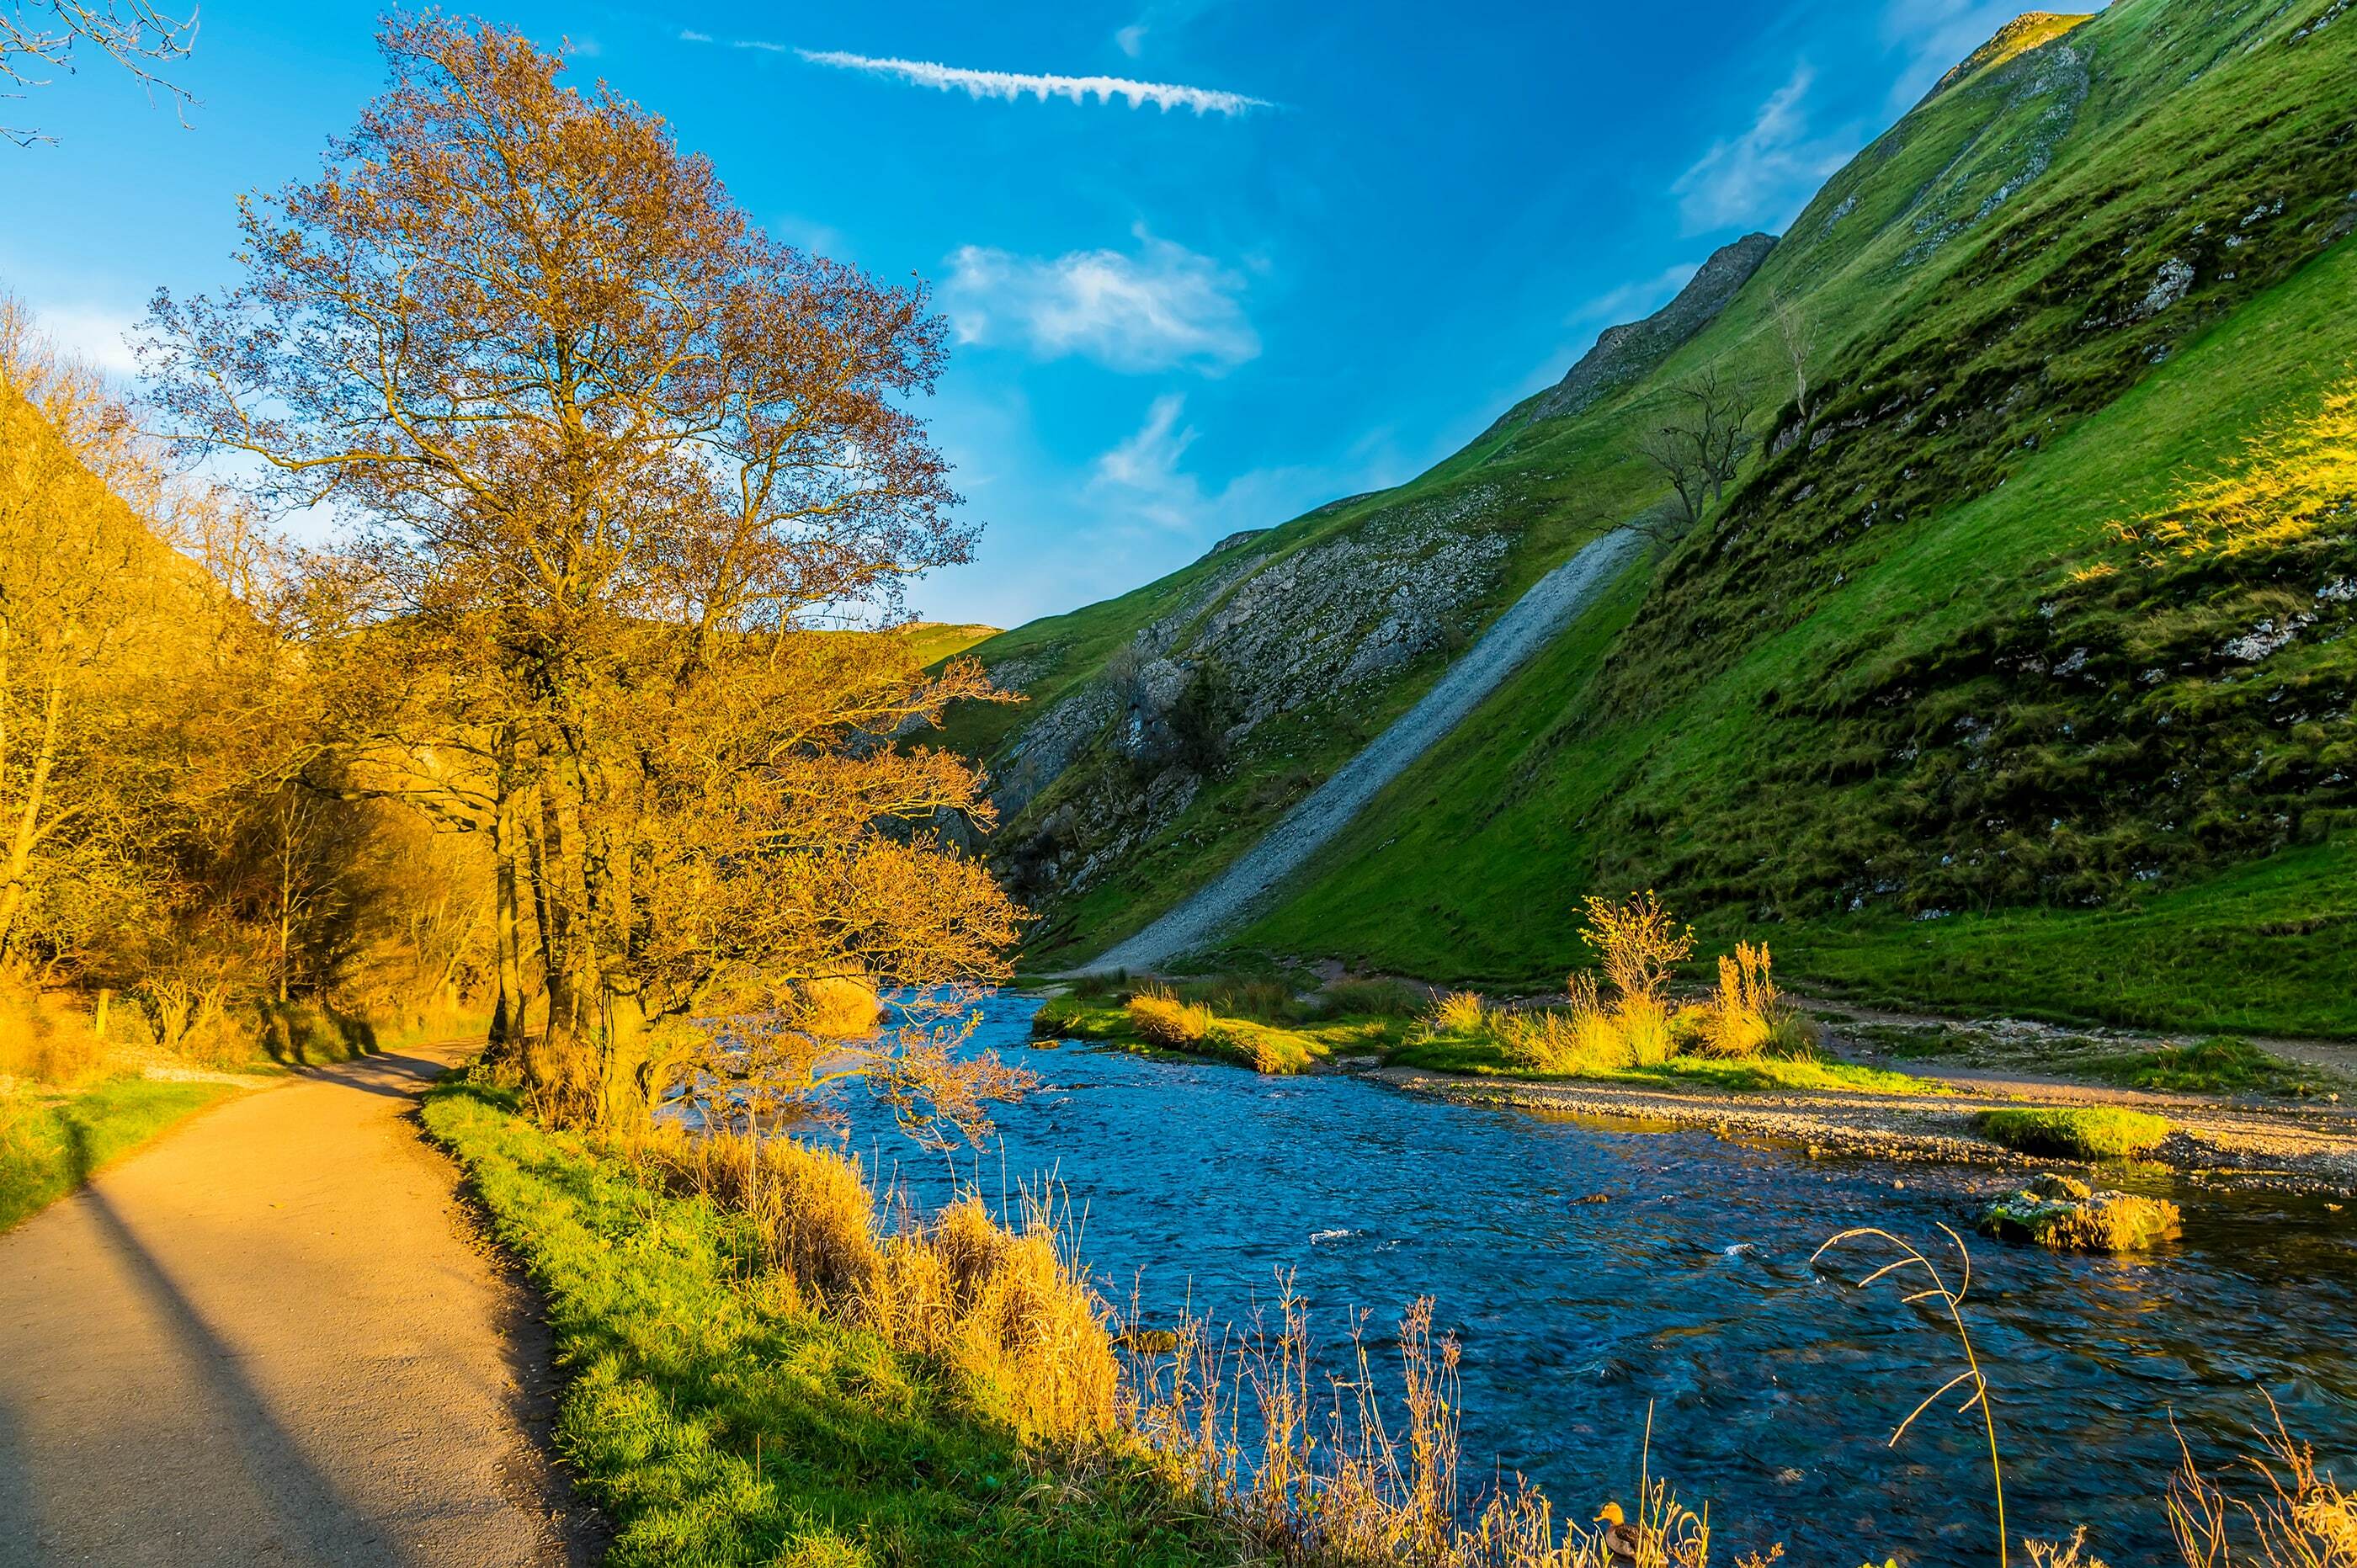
left=0, top=16, right=1026, bottom=1140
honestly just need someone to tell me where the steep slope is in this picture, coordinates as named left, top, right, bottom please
left=1083, top=529, right=1641, bottom=972
left=1236, top=0, right=2357, bottom=1031
left=950, top=0, right=2357, bottom=1010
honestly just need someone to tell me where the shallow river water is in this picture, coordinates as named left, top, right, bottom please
left=865, top=996, right=2356, bottom=1565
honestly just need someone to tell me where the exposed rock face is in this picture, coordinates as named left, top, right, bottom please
left=1191, top=486, right=1509, bottom=736
left=990, top=484, right=1516, bottom=903
left=1517, top=232, right=1780, bottom=428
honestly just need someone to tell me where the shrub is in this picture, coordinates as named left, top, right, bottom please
left=1974, top=1107, right=2173, bottom=1161
left=0, top=986, right=105, bottom=1086
left=1423, top=990, right=1488, bottom=1036
left=787, top=975, right=883, bottom=1040
left=1127, top=987, right=1216, bottom=1050
left=1578, top=890, right=1694, bottom=1007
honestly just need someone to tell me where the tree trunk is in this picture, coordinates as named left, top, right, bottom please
left=487, top=740, right=529, bottom=1058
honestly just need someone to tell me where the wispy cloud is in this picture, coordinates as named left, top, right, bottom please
left=34, top=303, right=140, bottom=376
left=792, top=48, right=1269, bottom=115
left=943, top=228, right=1258, bottom=373
left=677, top=29, right=710, bottom=43
left=1091, top=393, right=1203, bottom=531
left=1670, top=63, right=1859, bottom=235
left=1569, top=261, right=1701, bottom=327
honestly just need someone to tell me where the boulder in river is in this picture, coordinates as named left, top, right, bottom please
left=1977, top=1173, right=2181, bottom=1252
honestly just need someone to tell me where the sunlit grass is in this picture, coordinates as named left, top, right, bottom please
left=0, top=1077, right=241, bottom=1232
left=1974, top=1106, right=2173, bottom=1161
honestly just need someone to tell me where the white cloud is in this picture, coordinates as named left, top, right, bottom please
left=677, top=29, right=711, bottom=43
left=943, top=228, right=1258, bottom=373
left=794, top=49, right=1270, bottom=115
left=1671, top=64, right=1859, bottom=235
left=1090, top=394, right=1204, bottom=532
left=33, top=304, right=140, bottom=377
left=1114, top=24, right=1148, bottom=57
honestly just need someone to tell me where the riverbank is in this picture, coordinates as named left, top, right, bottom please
left=1371, top=1060, right=2357, bottom=1196
left=419, top=1078, right=1242, bottom=1568
left=1034, top=970, right=2357, bottom=1193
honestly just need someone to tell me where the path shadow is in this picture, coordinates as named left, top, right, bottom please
left=301, top=1050, right=451, bottom=1103
left=432, top=1156, right=613, bottom=1566
left=51, top=1187, right=396, bottom=1565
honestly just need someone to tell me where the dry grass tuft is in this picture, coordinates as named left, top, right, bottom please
left=2171, top=1400, right=2357, bottom=1567
left=1427, top=989, right=1489, bottom=1036
left=1700, top=942, right=1781, bottom=1057
left=1127, top=986, right=1216, bottom=1050
left=632, top=1124, right=1117, bottom=1443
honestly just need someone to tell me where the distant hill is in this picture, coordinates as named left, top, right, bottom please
left=941, top=0, right=2357, bottom=1034
left=897, top=622, right=999, bottom=667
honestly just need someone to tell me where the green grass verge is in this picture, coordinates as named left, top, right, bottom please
left=420, top=1080, right=1231, bottom=1568
left=2078, top=1038, right=2319, bottom=1096
left=0, top=1077, right=242, bottom=1232
left=1383, top=1031, right=1938, bottom=1097
left=1973, top=1106, right=2174, bottom=1161
left=1033, top=995, right=1402, bottom=1074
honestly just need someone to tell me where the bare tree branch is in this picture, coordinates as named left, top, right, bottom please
left=1, top=0, right=199, bottom=146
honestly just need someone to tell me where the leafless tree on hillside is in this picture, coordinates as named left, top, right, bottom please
left=1636, top=368, right=1755, bottom=539
left=2, top=0, right=198, bottom=146
left=1771, top=288, right=1818, bottom=426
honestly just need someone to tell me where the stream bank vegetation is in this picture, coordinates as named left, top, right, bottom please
left=1040, top=895, right=1934, bottom=1097
left=428, top=1073, right=2357, bottom=1567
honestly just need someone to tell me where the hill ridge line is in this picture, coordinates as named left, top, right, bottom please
left=1079, top=526, right=1642, bottom=974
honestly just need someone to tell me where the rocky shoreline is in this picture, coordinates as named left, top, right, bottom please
left=1367, top=1065, right=2357, bottom=1198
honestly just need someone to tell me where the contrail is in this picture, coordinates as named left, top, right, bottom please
left=793, top=48, right=1271, bottom=115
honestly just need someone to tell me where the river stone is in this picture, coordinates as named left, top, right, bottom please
left=1978, top=1177, right=2179, bottom=1252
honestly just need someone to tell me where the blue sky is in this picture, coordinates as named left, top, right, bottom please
left=3, top=0, right=2060, bottom=629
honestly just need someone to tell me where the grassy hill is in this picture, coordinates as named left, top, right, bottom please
left=944, top=0, right=2357, bottom=1031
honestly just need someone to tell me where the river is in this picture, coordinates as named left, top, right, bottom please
left=861, top=994, right=2356, bottom=1565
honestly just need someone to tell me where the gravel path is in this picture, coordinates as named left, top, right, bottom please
left=0, top=1045, right=599, bottom=1567
left=1083, top=527, right=1642, bottom=974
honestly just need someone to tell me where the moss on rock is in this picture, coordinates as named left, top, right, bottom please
left=1978, top=1173, right=2181, bottom=1252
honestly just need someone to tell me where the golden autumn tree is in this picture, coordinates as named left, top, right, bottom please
left=0, top=295, right=186, bottom=975
left=145, top=13, right=1025, bottom=1131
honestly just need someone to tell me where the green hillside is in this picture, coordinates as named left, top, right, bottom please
left=949, top=0, right=2357, bottom=1030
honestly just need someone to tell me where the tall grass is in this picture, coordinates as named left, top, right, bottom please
left=630, top=1124, right=1119, bottom=1446
left=1428, top=903, right=1816, bottom=1078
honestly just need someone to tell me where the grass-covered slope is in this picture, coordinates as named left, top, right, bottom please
left=955, top=0, right=2357, bottom=1013
left=1238, top=0, right=2357, bottom=1034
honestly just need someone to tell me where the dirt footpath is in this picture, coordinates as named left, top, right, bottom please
left=0, top=1045, right=599, bottom=1567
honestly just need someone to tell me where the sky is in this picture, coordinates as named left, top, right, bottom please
left=1, top=0, right=2066, bottom=630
